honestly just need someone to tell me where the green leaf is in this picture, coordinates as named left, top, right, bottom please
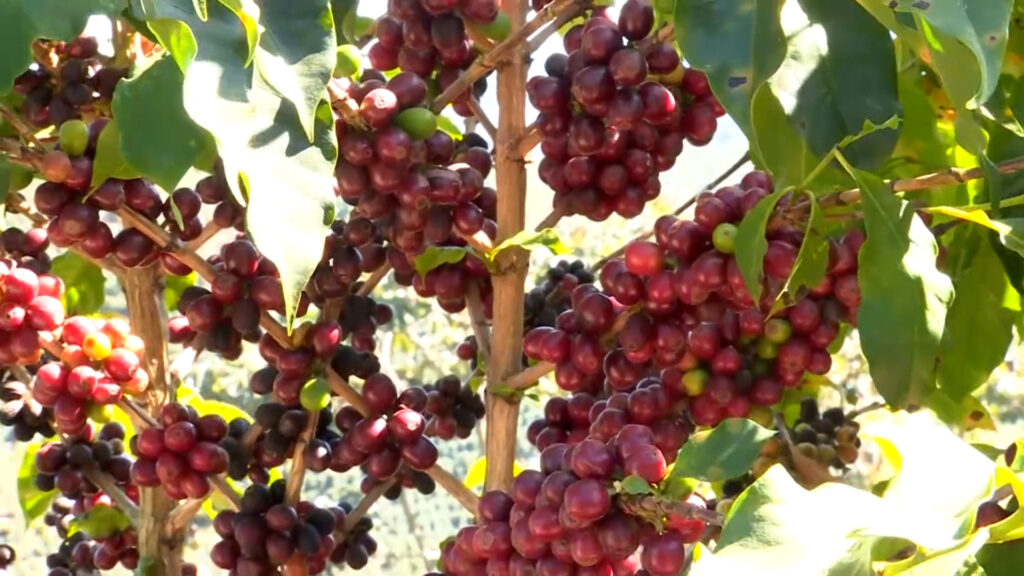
left=163, top=0, right=338, bottom=331
left=771, top=0, right=902, bottom=171
left=0, top=3, right=37, bottom=95
left=436, top=115, right=462, bottom=140
left=467, top=371, right=485, bottom=394
left=673, top=0, right=786, bottom=139
left=253, top=0, right=336, bottom=142
left=670, top=419, right=776, bottom=483
left=843, top=160, right=954, bottom=407
left=689, top=465, right=900, bottom=576
left=978, top=540, right=1024, bottom=576
left=937, top=234, right=1020, bottom=400
left=749, top=88, right=841, bottom=188
left=925, top=206, right=1024, bottom=258
left=778, top=192, right=829, bottom=303
left=735, top=190, right=785, bottom=301
left=863, top=412, right=996, bottom=549
left=414, top=246, right=470, bottom=277
left=50, top=252, right=106, bottom=316
left=924, top=389, right=996, bottom=431
left=164, top=271, right=196, bottom=312
left=618, top=475, right=654, bottom=496
left=112, top=54, right=214, bottom=193
left=90, top=119, right=141, bottom=189
left=860, top=0, right=1012, bottom=108
left=488, top=228, right=569, bottom=264
left=192, top=0, right=207, bottom=20
left=70, top=504, right=132, bottom=540
left=882, top=530, right=989, bottom=576
left=18, top=441, right=55, bottom=526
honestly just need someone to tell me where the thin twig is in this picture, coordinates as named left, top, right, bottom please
left=285, top=410, right=319, bottom=505
left=336, top=478, right=395, bottom=541
left=168, top=336, right=205, bottom=386
left=431, top=0, right=589, bottom=112
left=534, top=208, right=566, bottom=232
left=827, top=155, right=1024, bottom=207
left=465, top=283, right=492, bottom=362
left=186, top=221, right=223, bottom=252
left=466, top=97, right=497, bottom=141
left=326, top=368, right=371, bottom=415
left=516, top=123, right=542, bottom=158
left=357, top=263, right=392, bottom=297
left=117, top=398, right=160, bottom=429
left=241, top=423, right=264, bottom=456
left=847, top=401, right=887, bottom=420
left=210, top=475, right=242, bottom=511
left=618, top=493, right=724, bottom=527
left=81, top=465, right=141, bottom=528
left=0, top=104, right=45, bottom=149
left=460, top=229, right=495, bottom=254
left=526, top=4, right=586, bottom=53
left=164, top=498, right=205, bottom=538
left=9, top=365, right=33, bottom=385
left=465, top=23, right=498, bottom=52
left=425, top=465, right=480, bottom=517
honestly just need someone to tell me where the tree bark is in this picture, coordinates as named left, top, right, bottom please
left=485, top=0, right=530, bottom=492
left=122, top=265, right=183, bottom=575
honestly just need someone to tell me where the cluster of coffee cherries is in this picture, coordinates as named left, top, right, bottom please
left=32, top=317, right=147, bottom=435
left=369, top=0, right=498, bottom=114
left=0, top=262, right=65, bottom=366
left=233, top=404, right=335, bottom=479
left=530, top=2, right=723, bottom=220
left=35, top=119, right=160, bottom=268
left=309, top=216, right=388, bottom=306
left=1, top=374, right=55, bottom=440
left=527, top=380, right=690, bottom=460
left=331, top=69, right=498, bottom=311
left=2, top=225, right=52, bottom=274
left=336, top=292, right=394, bottom=353
left=714, top=399, right=862, bottom=517
left=220, top=416, right=272, bottom=483
left=35, top=422, right=135, bottom=500
left=436, top=423, right=703, bottom=576
left=330, top=503, right=378, bottom=569
left=129, top=402, right=230, bottom=499
left=523, top=171, right=863, bottom=428
left=786, top=399, right=861, bottom=469
left=168, top=238, right=292, bottom=360
left=44, top=528, right=140, bottom=575
left=210, top=482, right=349, bottom=574
left=13, top=36, right=126, bottom=128
left=331, top=374, right=440, bottom=478
left=421, top=374, right=486, bottom=440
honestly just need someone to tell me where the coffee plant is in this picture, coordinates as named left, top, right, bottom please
left=3, top=0, right=1024, bottom=575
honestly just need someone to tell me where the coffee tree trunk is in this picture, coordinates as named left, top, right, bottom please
left=123, top=266, right=184, bottom=574
left=484, top=0, right=530, bottom=492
